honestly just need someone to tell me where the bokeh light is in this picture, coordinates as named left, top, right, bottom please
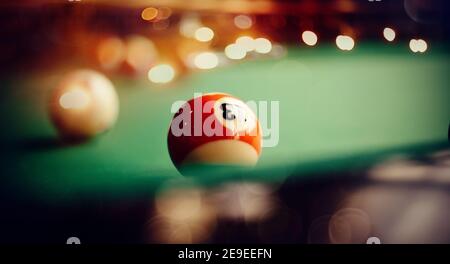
left=97, top=37, right=126, bottom=70
left=179, top=14, right=202, bottom=38
left=417, top=39, right=428, bottom=52
left=235, top=36, right=255, bottom=52
left=193, top=52, right=219, bottom=70
left=409, top=38, right=428, bottom=53
left=149, top=185, right=217, bottom=243
left=224, top=43, right=246, bottom=60
left=148, top=64, right=175, bottom=84
left=336, top=35, right=355, bottom=51
left=210, top=182, right=276, bottom=222
left=156, top=7, right=172, bottom=20
left=141, top=7, right=158, bottom=21
left=234, top=15, right=253, bottom=29
left=302, top=31, right=318, bottom=46
left=194, top=27, right=214, bottom=42
left=409, top=39, right=419, bottom=52
left=155, top=187, right=203, bottom=220
left=254, top=38, right=272, bottom=54
left=383, top=27, right=396, bottom=42
left=269, top=44, right=287, bottom=59
left=125, top=35, right=158, bottom=73
left=328, top=208, right=371, bottom=244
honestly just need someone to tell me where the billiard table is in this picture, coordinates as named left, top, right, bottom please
left=1, top=43, right=449, bottom=243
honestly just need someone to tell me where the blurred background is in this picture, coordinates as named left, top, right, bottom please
left=0, top=0, right=449, bottom=75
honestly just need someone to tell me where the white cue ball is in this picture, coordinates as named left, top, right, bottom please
left=49, top=69, right=119, bottom=140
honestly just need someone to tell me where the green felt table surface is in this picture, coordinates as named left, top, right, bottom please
left=1, top=43, right=449, bottom=201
